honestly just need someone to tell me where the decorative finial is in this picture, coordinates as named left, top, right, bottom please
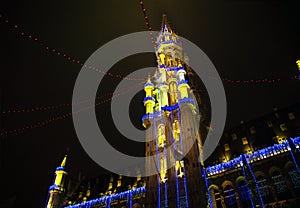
left=60, top=155, right=67, bottom=168
left=147, top=73, right=151, bottom=83
left=161, top=13, right=172, bottom=32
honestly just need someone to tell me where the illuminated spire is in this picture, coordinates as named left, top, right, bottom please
left=60, top=155, right=67, bottom=168
left=161, top=13, right=172, bottom=33
left=45, top=156, right=68, bottom=208
left=143, top=75, right=155, bottom=128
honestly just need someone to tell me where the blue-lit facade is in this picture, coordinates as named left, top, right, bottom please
left=57, top=136, right=300, bottom=208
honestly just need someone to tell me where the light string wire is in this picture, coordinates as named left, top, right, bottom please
left=0, top=13, right=143, bottom=81
left=0, top=79, right=146, bottom=139
left=0, top=12, right=298, bottom=84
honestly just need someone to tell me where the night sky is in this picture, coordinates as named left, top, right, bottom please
left=0, top=0, right=300, bottom=207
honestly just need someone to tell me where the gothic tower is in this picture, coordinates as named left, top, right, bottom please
left=143, top=15, right=207, bottom=208
left=45, top=155, right=68, bottom=208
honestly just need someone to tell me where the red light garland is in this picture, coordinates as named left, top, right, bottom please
left=139, top=0, right=156, bottom=49
left=0, top=80, right=145, bottom=139
left=1, top=78, right=146, bottom=117
left=0, top=12, right=298, bottom=84
left=0, top=13, right=143, bottom=81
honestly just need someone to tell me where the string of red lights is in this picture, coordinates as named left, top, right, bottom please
left=0, top=13, right=143, bottom=81
left=219, top=76, right=299, bottom=84
left=1, top=77, right=146, bottom=117
left=1, top=11, right=298, bottom=85
left=139, top=0, right=156, bottom=49
left=0, top=80, right=143, bottom=116
left=0, top=94, right=109, bottom=117
left=0, top=80, right=145, bottom=139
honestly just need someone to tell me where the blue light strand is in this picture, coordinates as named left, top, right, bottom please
left=153, top=117, right=161, bottom=208
left=164, top=181, right=168, bottom=207
left=129, top=189, right=133, bottom=208
left=48, top=184, right=64, bottom=192
left=177, top=80, right=188, bottom=86
left=163, top=133, right=168, bottom=207
left=143, top=96, right=155, bottom=103
left=142, top=98, right=195, bottom=123
left=291, top=137, right=300, bottom=153
left=55, top=167, right=65, bottom=171
left=240, top=155, right=257, bottom=208
left=177, top=107, right=190, bottom=208
left=64, top=187, right=146, bottom=208
left=207, top=140, right=295, bottom=176
left=202, top=168, right=213, bottom=208
left=170, top=112, right=181, bottom=208
left=155, top=40, right=180, bottom=52
left=242, top=154, right=265, bottom=208
left=144, top=82, right=154, bottom=87
left=107, top=194, right=112, bottom=208
left=176, top=176, right=180, bottom=208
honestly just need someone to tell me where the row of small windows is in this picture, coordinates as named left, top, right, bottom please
left=229, top=112, right=296, bottom=141
left=274, top=111, right=296, bottom=120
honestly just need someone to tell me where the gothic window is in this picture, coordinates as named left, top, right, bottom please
left=209, top=185, right=223, bottom=208
left=249, top=126, right=256, bottom=134
left=267, top=121, right=273, bottom=128
left=158, top=124, right=166, bottom=148
left=132, top=203, right=141, bottom=208
left=160, top=156, right=167, bottom=183
left=241, top=137, right=248, bottom=145
left=288, top=112, right=295, bottom=120
left=271, top=170, right=290, bottom=200
left=224, top=144, right=230, bottom=151
left=173, top=120, right=180, bottom=142
left=231, top=133, right=237, bottom=141
left=279, top=123, right=287, bottom=132
left=256, top=175, right=272, bottom=203
left=176, top=160, right=184, bottom=178
left=237, top=179, right=252, bottom=208
left=287, top=166, right=300, bottom=191
left=223, top=185, right=238, bottom=208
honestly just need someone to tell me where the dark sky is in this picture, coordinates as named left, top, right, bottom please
left=0, top=0, right=300, bottom=207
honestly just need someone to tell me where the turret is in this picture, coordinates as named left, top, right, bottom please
left=177, top=62, right=190, bottom=99
left=45, top=155, right=68, bottom=208
left=143, top=75, right=155, bottom=128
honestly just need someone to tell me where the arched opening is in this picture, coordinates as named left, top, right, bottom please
left=236, top=177, right=253, bottom=208
left=270, top=166, right=290, bottom=200
left=255, top=172, right=273, bottom=204
left=285, top=161, right=300, bottom=196
left=132, top=203, right=141, bottom=208
left=222, top=181, right=238, bottom=208
left=208, top=185, right=224, bottom=208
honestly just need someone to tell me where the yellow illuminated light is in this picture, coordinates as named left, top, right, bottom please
left=159, top=54, right=166, bottom=65
left=297, top=60, right=300, bottom=70
left=276, top=136, right=286, bottom=144
left=158, top=124, right=166, bottom=148
left=176, top=160, right=185, bottom=178
left=173, top=120, right=180, bottom=141
left=160, top=156, right=167, bottom=183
